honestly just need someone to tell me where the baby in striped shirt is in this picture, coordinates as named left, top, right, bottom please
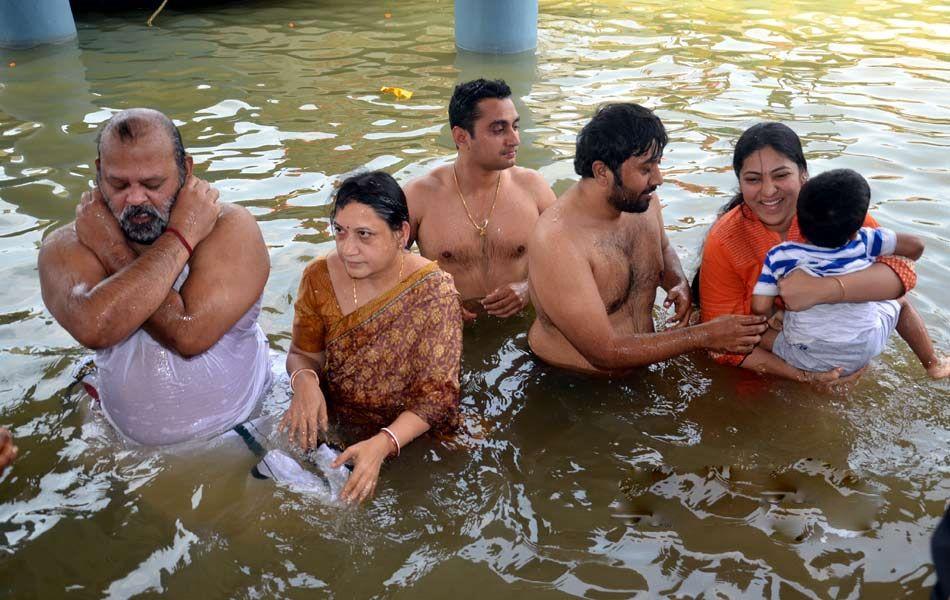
left=751, top=169, right=946, bottom=378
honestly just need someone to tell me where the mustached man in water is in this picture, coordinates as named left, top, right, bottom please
left=405, top=79, right=556, bottom=320
left=38, top=108, right=272, bottom=446
left=527, top=103, right=769, bottom=375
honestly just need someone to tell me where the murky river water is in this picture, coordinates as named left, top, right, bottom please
left=0, top=0, right=948, bottom=597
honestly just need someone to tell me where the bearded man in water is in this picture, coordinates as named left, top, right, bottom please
left=528, top=103, right=768, bottom=374
left=38, top=108, right=271, bottom=445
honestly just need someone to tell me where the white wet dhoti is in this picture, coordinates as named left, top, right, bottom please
left=89, top=265, right=272, bottom=446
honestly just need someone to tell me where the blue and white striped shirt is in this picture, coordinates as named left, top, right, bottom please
left=754, top=227, right=896, bottom=297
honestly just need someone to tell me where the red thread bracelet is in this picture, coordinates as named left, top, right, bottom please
left=165, top=226, right=193, bottom=258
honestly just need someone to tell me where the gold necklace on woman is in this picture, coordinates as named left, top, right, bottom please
left=453, top=163, right=501, bottom=237
left=351, top=251, right=405, bottom=308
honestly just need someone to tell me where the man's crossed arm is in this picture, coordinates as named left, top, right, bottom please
left=39, top=178, right=269, bottom=356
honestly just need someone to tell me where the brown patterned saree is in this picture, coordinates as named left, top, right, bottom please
left=292, top=257, right=462, bottom=440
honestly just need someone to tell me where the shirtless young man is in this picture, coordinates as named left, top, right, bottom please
left=38, top=109, right=272, bottom=445
left=528, top=103, right=768, bottom=375
left=405, top=79, right=556, bottom=319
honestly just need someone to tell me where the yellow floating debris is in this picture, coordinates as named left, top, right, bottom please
left=289, top=22, right=296, bottom=28
left=384, top=12, right=392, bottom=18
left=7, top=61, right=14, bottom=68
left=380, top=86, right=413, bottom=100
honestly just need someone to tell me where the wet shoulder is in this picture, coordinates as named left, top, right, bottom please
left=405, top=166, right=452, bottom=206
left=533, top=194, right=573, bottom=239
left=214, top=202, right=257, bottom=230
left=38, top=222, right=92, bottom=267
left=531, top=208, right=560, bottom=248
left=41, top=222, right=80, bottom=249
left=38, top=223, right=79, bottom=283
left=509, top=166, right=554, bottom=209
left=199, top=202, right=262, bottom=250
left=509, top=165, right=546, bottom=188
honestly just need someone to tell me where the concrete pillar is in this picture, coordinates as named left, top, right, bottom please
left=454, top=0, right=538, bottom=55
left=0, top=0, right=77, bottom=49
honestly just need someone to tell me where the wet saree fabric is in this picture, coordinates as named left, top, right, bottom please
left=292, top=258, right=462, bottom=439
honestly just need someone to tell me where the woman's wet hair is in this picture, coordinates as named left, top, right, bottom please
left=691, top=122, right=807, bottom=304
left=574, top=103, right=667, bottom=179
left=797, top=168, right=870, bottom=248
left=449, top=78, right=512, bottom=137
left=332, top=171, right=409, bottom=232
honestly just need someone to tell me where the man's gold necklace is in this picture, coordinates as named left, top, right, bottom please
left=352, top=252, right=405, bottom=307
left=453, top=164, right=501, bottom=238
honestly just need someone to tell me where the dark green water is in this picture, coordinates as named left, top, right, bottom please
left=0, top=0, right=947, bottom=597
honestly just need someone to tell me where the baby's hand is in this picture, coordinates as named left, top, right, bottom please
left=767, top=309, right=785, bottom=332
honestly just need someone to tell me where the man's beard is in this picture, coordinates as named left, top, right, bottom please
left=119, top=203, right=174, bottom=243
left=97, top=167, right=185, bottom=243
left=100, top=190, right=177, bottom=244
left=607, top=171, right=654, bottom=214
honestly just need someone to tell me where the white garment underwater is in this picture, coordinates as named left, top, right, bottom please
left=93, top=265, right=272, bottom=445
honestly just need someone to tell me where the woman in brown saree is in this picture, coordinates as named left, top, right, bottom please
left=280, top=171, right=462, bottom=504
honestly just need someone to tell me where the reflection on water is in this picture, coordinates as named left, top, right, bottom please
left=1, top=0, right=948, bottom=596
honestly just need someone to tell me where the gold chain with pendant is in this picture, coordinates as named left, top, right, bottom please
left=453, top=163, right=501, bottom=238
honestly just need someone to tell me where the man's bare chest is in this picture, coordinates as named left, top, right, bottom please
left=589, top=222, right=663, bottom=314
left=419, top=199, right=538, bottom=267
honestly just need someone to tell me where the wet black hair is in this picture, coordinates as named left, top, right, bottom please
left=332, top=171, right=409, bottom=233
left=573, top=103, right=667, bottom=179
left=96, top=108, right=187, bottom=186
left=449, top=78, right=512, bottom=137
left=691, top=122, right=808, bottom=304
left=797, top=168, right=870, bottom=248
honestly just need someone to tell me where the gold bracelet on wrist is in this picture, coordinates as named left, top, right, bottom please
left=831, top=276, right=846, bottom=301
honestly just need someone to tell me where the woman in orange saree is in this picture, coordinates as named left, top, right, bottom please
left=281, top=171, right=462, bottom=504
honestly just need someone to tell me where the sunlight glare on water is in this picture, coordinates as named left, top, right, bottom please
left=0, top=0, right=948, bottom=597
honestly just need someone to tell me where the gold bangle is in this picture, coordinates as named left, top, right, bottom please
left=290, top=368, right=318, bottom=392
left=831, top=277, right=846, bottom=301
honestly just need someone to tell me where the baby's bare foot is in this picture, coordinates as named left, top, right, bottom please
left=925, top=355, right=949, bottom=379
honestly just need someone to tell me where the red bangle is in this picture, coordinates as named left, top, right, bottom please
left=165, top=226, right=193, bottom=258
